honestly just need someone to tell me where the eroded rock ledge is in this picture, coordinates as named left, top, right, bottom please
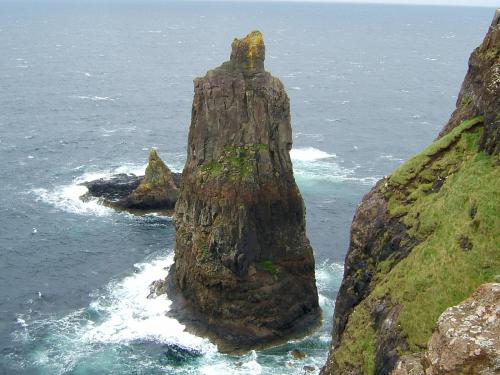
left=163, top=31, right=320, bottom=352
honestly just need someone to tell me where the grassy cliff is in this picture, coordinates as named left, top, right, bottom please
left=329, top=117, right=499, bottom=373
left=322, top=10, right=500, bottom=375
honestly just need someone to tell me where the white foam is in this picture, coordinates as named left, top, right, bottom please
left=379, top=154, right=404, bottom=162
left=290, top=147, right=335, bottom=162
left=16, top=317, right=28, bottom=328
left=12, top=254, right=218, bottom=374
left=290, top=148, right=378, bottom=185
left=73, top=95, right=115, bottom=101
left=33, top=184, right=112, bottom=217
left=315, top=259, right=344, bottom=292
left=112, top=163, right=148, bottom=176
left=200, top=350, right=261, bottom=375
left=31, top=158, right=186, bottom=217
left=293, top=161, right=378, bottom=185
left=82, top=254, right=214, bottom=352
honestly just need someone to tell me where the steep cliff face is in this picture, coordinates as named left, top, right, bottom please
left=322, top=10, right=500, bottom=375
left=167, top=31, right=319, bottom=352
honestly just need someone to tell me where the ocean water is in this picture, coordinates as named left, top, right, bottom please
left=0, top=1, right=495, bottom=374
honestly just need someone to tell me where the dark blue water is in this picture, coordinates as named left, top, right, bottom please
left=0, top=1, right=495, bottom=374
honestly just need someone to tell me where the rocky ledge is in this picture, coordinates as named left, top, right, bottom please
left=160, top=31, right=320, bottom=352
left=82, top=149, right=181, bottom=213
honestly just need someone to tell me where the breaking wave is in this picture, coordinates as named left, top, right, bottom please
left=290, top=147, right=336, bottom=162
left=291, top=148, right=378, bottom=185
left=9, top=251, right=340, bottom=374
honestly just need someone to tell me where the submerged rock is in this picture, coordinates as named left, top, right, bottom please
left=167, top=31, right=320, bottom=352
left=291, top=349, right=307, bottom=360
left=81, top=149, right=181, bottom=212
left=392, top=283, right=500, bottom=375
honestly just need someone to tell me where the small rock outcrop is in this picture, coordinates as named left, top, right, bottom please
left=82, top=149, right=180, bottom=212
left=392, top=283, right=500, bottom=375
left=322, top=10, right=499, bottom=375
left=125, top=149, right=179, bottom=210
left=166, top=31, right=320, bottom=352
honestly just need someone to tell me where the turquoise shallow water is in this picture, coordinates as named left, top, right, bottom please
left=0, top=1, right=495, bottom=374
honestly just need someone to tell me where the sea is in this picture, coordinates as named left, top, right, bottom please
left=0, top=1, right=495, bottom=374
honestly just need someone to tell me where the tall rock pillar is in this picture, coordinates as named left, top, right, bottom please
left=168, top=31, right=320, bottom=352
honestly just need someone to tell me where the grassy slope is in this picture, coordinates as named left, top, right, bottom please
left=333, top=117, right=500, bottom=373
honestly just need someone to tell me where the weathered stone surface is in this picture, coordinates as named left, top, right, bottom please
left=148, top=278, right=169, bottom=299
left=125, top=148, right=179, bottom=210
left=322, top=10, right=500, bottom=375
left=166, top=31, right=320, bottom=352
left=392, top=283, right=500, bottom=375
left=81, top=149, right=181, bottom=212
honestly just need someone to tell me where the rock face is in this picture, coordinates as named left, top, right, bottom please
left=439, top=9, right=500, bottom=155
left=322, top=10, right=500, bottom=375
left=392, top=283, right=500, bottom=375
left=167, top=31, right=320, bottom=352
left=82, top=149, right=180, bottom=212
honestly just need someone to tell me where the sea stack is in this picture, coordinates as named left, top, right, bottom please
left=167, top=31, right=320, bottom=351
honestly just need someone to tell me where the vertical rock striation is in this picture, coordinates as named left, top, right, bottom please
left=167, top=31, right=320, bottom=352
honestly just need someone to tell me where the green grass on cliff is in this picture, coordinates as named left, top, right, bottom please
left=200, top=143, right=269, bottom=180
left=374, top=125, right=500, bottom=349
left=333, top=117, right=500, bottom=371
left=333, top=302, right=376, bottom=375
left=387, top=115, right=483, bottom=189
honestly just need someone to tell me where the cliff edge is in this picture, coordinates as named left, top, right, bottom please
left=322, top=10, right=500, bottom=375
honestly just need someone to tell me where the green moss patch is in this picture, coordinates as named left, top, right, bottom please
left=258, top=260, right=280, bottom=278
left=386, top=115, right=483, bottom=188
left=200, top=143, right=269, bottom=180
